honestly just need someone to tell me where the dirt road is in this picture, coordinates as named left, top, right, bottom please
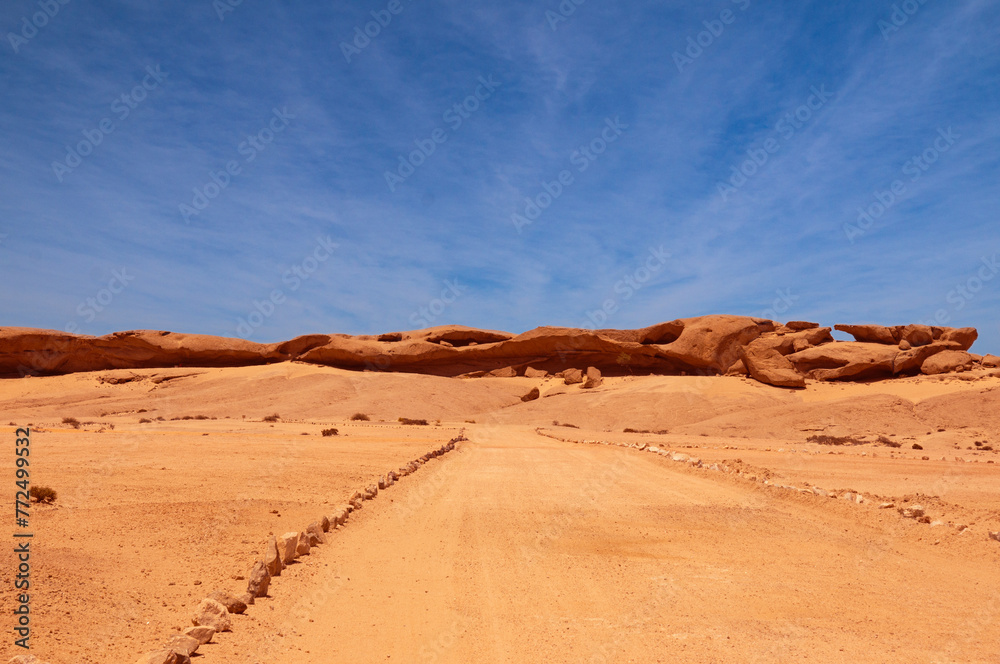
left=212, top=426, right=998, bottom=664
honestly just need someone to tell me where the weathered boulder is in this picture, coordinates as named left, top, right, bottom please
left=893, top=341, right=962, bottom=374
left=939, top=327, right=977, bottom=350
left=521, top=387, right=540, bottom=402
left=320, top=515, right=331, bottom=532
left=657, top=315, right=773, bottom=373
left=378, top=476, right=387, bottom=490
left=739, top=344, right=806, bottom=388
left=487, top=366, right=517, bottom=378
left=786, top=342, right=898, bottom=381
left=183, top=626, right=215, bottom=645
left=835, top=324, right=897, bottom=345
left=896, top=324, right=934, bottom=347
left=264, top=535, right=284, bottom=576
left=306, top=521, right=326, bottom=545
left=524, top=366, right=548, bottom=378
left=900, top=505, right=925, bottom=519
left=278, top=532, right=300, bottom=564
left=982, top=354, right=1000, bottom=368
left=785, top=321, right=820, bottom=330
left=133, top=650, right=190, bottom=664
left=191, top=598, right=232, bottom=632
left=207, top=590, right=247, bottom=614
left=295, top=532, right=311, bottom=556
left=583, top=366, right=603, bottom=389
left=163, top=634, right=200, bottom=656
left=922, top=350, right=974, bottom=375
left=247, top=560, right=270, bottom=598
left=562, top=368, right=584, bottom=385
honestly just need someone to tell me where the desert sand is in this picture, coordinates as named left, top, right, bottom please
left=2, top=321, right=999, bottom=663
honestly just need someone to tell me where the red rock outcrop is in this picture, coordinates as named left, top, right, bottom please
left=0, top=317, right=985, bottom=388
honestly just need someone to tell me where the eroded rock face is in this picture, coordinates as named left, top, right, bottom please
left=0, top=318, right=981, bottom=389
left=835, top=324, right=897, bottom=345
left=739, top=344, right=806, bottom=388
left=922, top=350, right=974, bottom=374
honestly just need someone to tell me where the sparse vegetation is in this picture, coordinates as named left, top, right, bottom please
left=555, top=422, right=579, bottom=429
left=398, top=418, right=429, bottom=426
left=29, top=486, right=56, bottom=504
left=139, top=418, right=152, bottom=424
left=877, top=435, right=901, bottom=448
left=262, top=414, right=281, bottom=423
left=350, top=413, right=370, bottom=421
left=807, top=434, right=868, bottom=446
left=465, top=419, right=476, bottom=424
left=61, top=417, right=80, bottom=429
left=912, top=443, right=924, bottom=450
left=171, top=415, right=211, bottom=421
left=322, top=428, right=339, bottom=437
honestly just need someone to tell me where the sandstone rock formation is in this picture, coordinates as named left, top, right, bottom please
left=0, top=316, right=986, bottom=389
left=264, top=536, right=284, bottom=576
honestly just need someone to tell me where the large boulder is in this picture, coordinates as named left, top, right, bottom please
left=982, top=354, right=1000, bottom=368
left=521, top=387, right=540, bottom=402
left=191, top=598, right=232, bottom=632
left=939, top=327, right=977, bottom=350
left=562, top=369, right=584, bottom=385
left=896, top=324, right=934, bottom=347
left=786, top=342, right=898, bottom=381
left=785, top=321, right=819, bottom=330
left=739, top=344, right=806, bottom=388
left=658, top=315, right=773, bottom=373
left=893, top=341, right=962, bottom=374
left=922, top=350, right=975, bottom=374
left=834, top=324, right=897, bottom=345
left=583, top=366, right=603, bottom=389
left=524, top=366, right=548, bottom=378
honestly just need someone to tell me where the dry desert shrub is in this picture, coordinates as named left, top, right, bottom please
left=321, top=428, right=339, bottom=437
left=398, top=418, right=429, bottom=426
left=262, top=414, right=281, bottom=422
left=61, top=417, right=80, bottom=429
left=350, top=413, right=370, bottom=421
left=30, top=486, right=57, bottom=504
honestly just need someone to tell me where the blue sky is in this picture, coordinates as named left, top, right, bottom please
left=1, top=0, right=998, bottom=352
